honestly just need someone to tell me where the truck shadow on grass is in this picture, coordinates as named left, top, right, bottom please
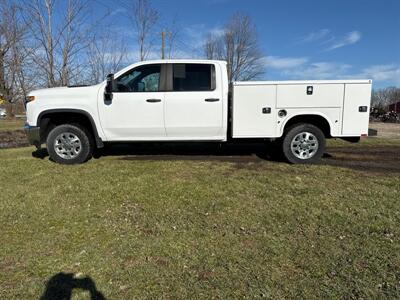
left=32, top=142, right=400, bottom=175
left=102, top=142, right=284, bottom=162
left=32, top=142, right=285, bottom=163
left=39, top=272, right=106, bottom=300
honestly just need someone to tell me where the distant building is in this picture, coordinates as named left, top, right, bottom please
left=388, top=101, right=400, bottom=113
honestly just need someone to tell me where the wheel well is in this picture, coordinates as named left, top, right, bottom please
left=283, top=115, right=331, bottom=138
left=38, top=111, right=103, bottom=148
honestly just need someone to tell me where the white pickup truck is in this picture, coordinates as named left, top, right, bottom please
left=24, top=59, right=372, bottom=164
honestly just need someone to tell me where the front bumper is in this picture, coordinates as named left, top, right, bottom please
left=24, top=123, right=41, bottom=148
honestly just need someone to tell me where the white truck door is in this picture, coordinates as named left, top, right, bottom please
left=164, top=63, right=224, bottom=139
left=98, top=64, right=166, bottom=140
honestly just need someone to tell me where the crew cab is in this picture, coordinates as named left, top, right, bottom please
left=24, top=59, right=372, bottom=164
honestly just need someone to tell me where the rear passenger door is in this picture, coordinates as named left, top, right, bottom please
left=164, top=63, right=223, bottom=139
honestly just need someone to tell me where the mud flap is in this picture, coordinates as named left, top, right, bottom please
left=368, top=128, right=378, bottom=136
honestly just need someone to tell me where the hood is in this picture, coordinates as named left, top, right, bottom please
left=30, top=86, right=69, bottom=96
left=29, top=84, right=101, bottom=101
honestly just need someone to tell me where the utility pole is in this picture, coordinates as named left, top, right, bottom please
left=161, top=30, right=166, bottom=59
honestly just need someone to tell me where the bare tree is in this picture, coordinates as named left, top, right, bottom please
left=129, top=0, right=158, bottom=61
left=25, top=0, right=90, bottom=87
left=86, top=31, right=129, bottom=84
left=371, top=89, right=388, bottom=110
left=204, top=33, right=218, bottom=61
left=164, top=17, right=180, bottom=59
left=371, top=87, right=400, bottom=111
left=0, top=0, right=28, bottom=117
left=204, top=13, right=264, bottom=82
left=388, top=87, right=400, bottom=105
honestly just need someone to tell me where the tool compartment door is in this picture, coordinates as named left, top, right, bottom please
left=342, top=83, right=372, bottom=136
left=232, top=84, right=277, bottom=137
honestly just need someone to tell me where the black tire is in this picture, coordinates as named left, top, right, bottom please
left=46, top=124, right=93, bottom=164
left=282, top=123, right=325, bottom=164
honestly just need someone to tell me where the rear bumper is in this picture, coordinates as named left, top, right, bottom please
left=24, top=123, right=41, bottom=148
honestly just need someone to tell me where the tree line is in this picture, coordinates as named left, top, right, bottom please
left=0, top=0, right=264, bottom=117
left=371, top=87, right=400, bottom=112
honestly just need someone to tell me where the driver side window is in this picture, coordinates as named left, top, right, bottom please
left=115, top=64, right=161, bottom=93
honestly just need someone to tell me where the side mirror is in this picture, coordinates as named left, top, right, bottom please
left=104, top=73, right=115, bottom=100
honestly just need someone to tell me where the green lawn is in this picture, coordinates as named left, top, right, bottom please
left=0, top=119, right=25, bottom=131
left=0, top=140, right=399, bottom=299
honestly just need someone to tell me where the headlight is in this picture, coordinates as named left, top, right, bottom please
left=26, top=96, right=35, bottom=103
left=24, top=96, right=35, bottom=109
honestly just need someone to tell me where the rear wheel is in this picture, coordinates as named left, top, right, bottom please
left=282, top=123, right=325, bottom=164
left=46, top=124, right=93, bottom=164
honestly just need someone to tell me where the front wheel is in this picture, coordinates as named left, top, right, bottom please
left=282, top=123, right=325, bottom=164
left=46, top=124, right=93, bottom=164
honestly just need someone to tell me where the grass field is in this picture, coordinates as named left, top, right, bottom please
left=1, top=139, right=399, bottom=299
left=0, top=119, right=25, bottom=131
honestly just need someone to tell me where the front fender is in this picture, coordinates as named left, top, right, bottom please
left=36, top=108, right=104, bottom=148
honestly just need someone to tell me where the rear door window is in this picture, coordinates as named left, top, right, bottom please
left=172, top=64, right=215, bottom=91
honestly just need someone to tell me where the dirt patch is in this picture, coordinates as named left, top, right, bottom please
left=369, top=122, right=400, bottom=139
left=322, top=145, right=400, bottom=175
left=0, top=130, right=29, bottom=149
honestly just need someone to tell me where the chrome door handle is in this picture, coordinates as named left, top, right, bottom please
left=146, top=99, right=161, bottom=103
left=205, top=98, right=219, bottom=102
